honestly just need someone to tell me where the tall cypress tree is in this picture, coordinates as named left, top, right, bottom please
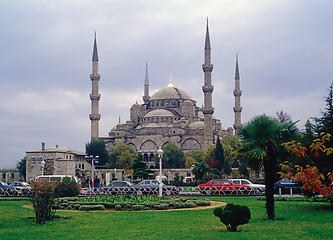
left=214, top=137, right=225, bottom=171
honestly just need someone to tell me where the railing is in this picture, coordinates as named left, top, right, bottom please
left=0, top=188, right=31, bottom=197
left=197, top=186, right=265, bottom=196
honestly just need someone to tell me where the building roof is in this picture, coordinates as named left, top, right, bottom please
left=145, top=109, right=175, bottom=117
left=150, top=87, right=191, bottom=100
left=26, top=147, right=85, bottom=156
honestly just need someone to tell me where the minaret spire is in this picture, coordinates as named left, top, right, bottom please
left=233, top=54, right=242, bottom=135
left=89, top=32, right=101, bottom=141
left=143, top=62, right=150, bottom=102
left=202, top=19, right=214, bottom=149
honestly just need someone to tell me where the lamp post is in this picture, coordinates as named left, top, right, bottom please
left=41, top=159, right=45, bottom=176
left=31, top=156, right=44, bottom=178
left=85, top=155, right=99, bottom=189
left=157, top=148, right=164, bottom=197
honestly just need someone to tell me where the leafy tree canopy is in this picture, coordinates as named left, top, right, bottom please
left=185, top=150, right=206, bottom=168
left=131, top=154, right=153, bottom=180
left=107, top=143, right=137, bottom=169
left=156, top=143, right=186, bottom=169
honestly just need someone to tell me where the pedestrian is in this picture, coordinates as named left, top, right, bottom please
left=94, top=176, right=100, bottom=188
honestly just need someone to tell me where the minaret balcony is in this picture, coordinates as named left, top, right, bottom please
left=203, top=108, right=214, bottom=115
left=202, top=85, right=214, bottom=93
left=233, top=106, right=242, bottom=112
left=90, top=74, right=101, bottom=81
left=89, top=114, right=101, bottom=121
left=233, top=90, right=242, bottom=97
left=202, top=63, right=213, bottom=72
left=90, top=94, right=101, bottom=101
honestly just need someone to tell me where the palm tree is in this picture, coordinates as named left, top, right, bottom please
left=238, top=115, right=296, bottom=220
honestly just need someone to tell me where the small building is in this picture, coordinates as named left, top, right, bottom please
left=26, top=142, right=86, bottom=182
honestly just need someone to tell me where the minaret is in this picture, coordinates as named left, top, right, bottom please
left=89, top=32, right=101, bottom=141
left=233, top=54, right=242, bottom=135
left=143, top=62, right=150, bottom=102
left=202, top=19, right=214, bottom=149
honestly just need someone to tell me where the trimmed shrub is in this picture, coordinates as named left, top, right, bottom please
left=133, top=205, right=144, bottom=210
left=184, top=201, right=196, bottom=208
left=214, top=203, right=251, bottom=232
left=79, top=204, right=105, bottom=211
left=115, top=205, right=122, bottom=210
left=153, top=204, right=168, bottom=210
left=195, top=200, right=210, bottom=206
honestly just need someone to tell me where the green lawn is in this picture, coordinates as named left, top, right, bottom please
left=1, top=196, right=332, bottom=240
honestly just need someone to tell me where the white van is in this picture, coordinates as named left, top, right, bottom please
left=35, top=175, right=80, bottom=183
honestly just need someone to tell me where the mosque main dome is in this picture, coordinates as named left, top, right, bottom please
left=150, top=87, right=191, bottom=100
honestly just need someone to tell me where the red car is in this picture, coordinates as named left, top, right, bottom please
left=198, top=179, right=250, bottom=195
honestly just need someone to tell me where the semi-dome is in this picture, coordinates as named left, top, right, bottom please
left=144, top=109, right=175, bottom=117
left=150, top=87, right=191, bottom=100
left=189, top=121, right=204, bottom=129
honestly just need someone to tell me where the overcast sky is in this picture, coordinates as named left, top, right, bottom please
left=0, top=0, right=332, bottom=169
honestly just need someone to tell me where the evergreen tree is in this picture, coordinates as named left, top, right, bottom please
left=132, top=154, right=153, bottom=180
left=16, top=157, right=26, bottom=180
left=214, top=137, right=225, bottom=171
left=223, top=159, right=232, bottom=176
left=85, top=140, right=109, bottom=166
left=312, top=81, right=333, bottom=136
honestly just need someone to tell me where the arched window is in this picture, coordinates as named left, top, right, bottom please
left=128, top=143, right=137, bottom=151
left=140, top=140, right=158, bottom=151
left=181, top=138, right=201, bottom=150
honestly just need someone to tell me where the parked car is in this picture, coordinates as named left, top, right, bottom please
left=101, top=180, right=133, bottom=195
left=132, top=179, right=179, bottom=196
left=198, top=179, right=251, bottom=195
left=0, top=181, right=15, bottom=196
left=36, top=175, right=81, bottom=183
left=274, top=178, right=301, bottom=195
left=8, top=181, right=31, bottom=189
left=229, top=179, right=265, bottom=193
left=0, top=181, right=14, bottom=189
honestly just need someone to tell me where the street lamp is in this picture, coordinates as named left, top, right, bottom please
left=41, top=159, right=45, bottom=176
left=31, top=156, right=44, bottom=178
left=85, top=155, right=99, bottom=188
left=157, top=148, right=164, bottom=197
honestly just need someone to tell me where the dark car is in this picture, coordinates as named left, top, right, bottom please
left=274, top=178, right=301, bottom=195
left=132, top=179, right=179, bottom=196
left=198, top=179, right=251, bottom=195
left=101, top=180, right=133, bottom=195
left=0, top=181, right=15, bottom=196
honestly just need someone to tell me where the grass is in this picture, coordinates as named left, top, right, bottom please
left=0, top=196, right=332, bottom=240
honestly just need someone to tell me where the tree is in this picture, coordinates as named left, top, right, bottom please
left=85, top=140, right=109, bottom=166
left=185, top=150, right=206, bottom=168
left=131, top=154, right=153, bottom=180
left=192, top=162, right=208, bottom=182
left=281, top=133, right=333, bottom=207
left=223, top=159, right=232, bottom=176
left=310, top=82, right=333, bottom=175
left=238, top=162, right=249, bottom=178
left=214, top=137, right=225, bottom=171
left=238, top=115, right=295, bottom=220
left=107, top=143, right=137, bottom=169
left=312, top=82, right=333, bottom=136
left=155, top=143, right=185, bottom=169
left=221, top=135, right=242, bottom=167
left=276, top=110, right=292, bottom=123
left=17, top=157, right=26, bottom=180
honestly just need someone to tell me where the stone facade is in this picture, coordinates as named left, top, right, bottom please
left=25, top=143, right=86, bottom=182
left=0, top=169, right=20, bottom=183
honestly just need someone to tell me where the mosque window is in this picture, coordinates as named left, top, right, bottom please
left=181, top=138, right=201, bottom=150
left=140, top=140, right=158, bottom=151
